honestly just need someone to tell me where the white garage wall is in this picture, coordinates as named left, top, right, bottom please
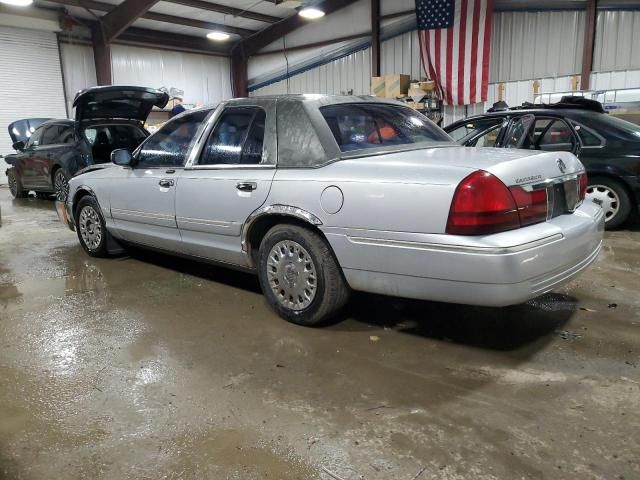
left=59, top=42, right=97, bottom=114
left=593, top=10, right=640, bottom=72
left=0, top=26, right=67, bottom=185
left=111, top=45, right=232, bottom=106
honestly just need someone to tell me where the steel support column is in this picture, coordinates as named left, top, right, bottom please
left=371, top=0, right=380, bottom=77
left=92, top=26, right=112, bottom=86
left=581, top=0, right=598, bottom=90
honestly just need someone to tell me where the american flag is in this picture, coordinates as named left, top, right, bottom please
left=416, top=0, right=494, bottom=105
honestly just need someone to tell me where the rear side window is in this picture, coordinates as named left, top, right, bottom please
left=137, top=110, right=209, bottom=168
left=320, top=104, right=451, bottom=152
left=199, top=107, right=265, bottom=165
left=25, top=126, right=45, bottom=148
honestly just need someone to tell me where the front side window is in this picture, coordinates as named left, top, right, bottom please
left=472, top=126, right=501, bottom=147
left=137, top=110, right=209, bottom=168
left=320, top=104, right=451, bottom=152
left=572, top=122, right=603, bottom=147
left=199, top=107, right=265, bottom=165
left=448, top=118, right=503, bottom=144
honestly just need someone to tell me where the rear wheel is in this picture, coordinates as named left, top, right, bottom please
left=7, top=169, right=27, bottom=198
left=585, top=176, right=631, bottom=229
left=75, top=196, right=108, bottom=257
left=258, top=224, right=350, bottom=326
left=54, top=169, right=69, bottom=202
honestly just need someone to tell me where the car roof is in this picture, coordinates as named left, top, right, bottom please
left=223, top=94, right=403, bottom=108
left=448, top=108, right=608, bottom=125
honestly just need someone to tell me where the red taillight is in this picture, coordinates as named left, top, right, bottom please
left=509, top=186, right=548, bottom=227
left=446, top=171, right=520, bottom=235
left=578, top=172, right=588, bottom=200
left=446, top=170, right=549, bottom=235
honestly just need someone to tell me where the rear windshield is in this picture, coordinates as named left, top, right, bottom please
left=320, top=104, right=452, bottom=152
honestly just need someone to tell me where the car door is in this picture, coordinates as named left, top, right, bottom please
left=176, top=101, right=277, bottom=266
left=19, top=125, right=47, bottom=188
left=37, top=124, right=78, bottom=189
left=109, top=109, right=210, bottom=251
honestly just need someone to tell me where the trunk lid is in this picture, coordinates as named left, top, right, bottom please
left=73, top=86, right=169, bottom=124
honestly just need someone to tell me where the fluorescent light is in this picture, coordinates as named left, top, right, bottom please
left=206, top=31, right=230, bottom=41
left=298, top=7, right=325, bottom=19
left=1, top=0, right=33, bottom=5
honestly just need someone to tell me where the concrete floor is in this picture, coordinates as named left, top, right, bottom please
left=0, top=189, right=638, bottom=480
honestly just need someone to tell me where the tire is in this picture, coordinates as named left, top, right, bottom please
left=7, top=169, right=27, bottom=198
left=257, top=224, right=350, bottom=326
left=75, top=196, right=108, bottom=257
left=53, top=169, right=69, bottom=202
left=585, top=176, right=632, bottom=229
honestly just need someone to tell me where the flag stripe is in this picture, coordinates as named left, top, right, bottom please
left=417, top=0, right=493, bottom=106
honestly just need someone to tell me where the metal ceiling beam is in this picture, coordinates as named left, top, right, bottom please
left=371, top=0, right=380, bottom=77
left=240, top=0, right=361, bottom=57
left=117, top=25, right=231, bottom=54
left=163, top=0, right=282, bottom=24
left=100, top=0, right=160, bottom=42
left=48, top=0, right=256, bottom=37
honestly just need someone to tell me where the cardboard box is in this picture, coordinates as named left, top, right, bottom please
left=371, top=76, right=386, bottom=97
left=385, top=74, right=410, bottom=98
left=406, top=101, right=425, bottom=110
left=410, top=80, right=435, bottom=92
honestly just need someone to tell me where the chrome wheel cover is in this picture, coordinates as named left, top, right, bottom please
left=8, top=172, right=17, bottom=196
left=54, top=170, right=69, bottom=201
left=267, top=240, right=317, bottom=311
left=78, top=206, right=103, bottom=251
left=586, top=184, right=620, bottom=222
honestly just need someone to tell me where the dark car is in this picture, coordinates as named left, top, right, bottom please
left=5, top=86, right=168, bottom=201
left=444, top=97, right=640, bottom=228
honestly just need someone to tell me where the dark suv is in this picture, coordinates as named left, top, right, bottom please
left=5, top=86, right=168, bottom=201
left=445, top=97, right=640, bottom=228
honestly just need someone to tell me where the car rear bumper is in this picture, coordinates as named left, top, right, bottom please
left=325, top=201, right=605, bottom=307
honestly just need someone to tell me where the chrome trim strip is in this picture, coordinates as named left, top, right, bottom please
left=346, top=233, right=564, bottom=255
left=176, top=216, right=233, bottom=227
left=111, top=208, right=174, bottom=220
left=184, top=164, right=276, bottom=171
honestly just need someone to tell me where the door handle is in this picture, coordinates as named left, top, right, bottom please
left=159, top=179, right=175, bottom=188
left=236, top=181, right=257, bottom=192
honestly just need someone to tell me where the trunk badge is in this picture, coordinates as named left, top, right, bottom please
left=557, top=159, right=567, bottom=174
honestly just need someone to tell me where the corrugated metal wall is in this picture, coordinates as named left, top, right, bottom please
left=380, top=29, right=422, bottom=79
left=111, top=45, right=232, bottom=106
left=490, top=10, right=585, bottom=82
left=593, top=10, right=640, bottom=72
left=250, top=48, right=371, bottom=96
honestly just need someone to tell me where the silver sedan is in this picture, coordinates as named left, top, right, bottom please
left=58, top=95, right=604, bottom=326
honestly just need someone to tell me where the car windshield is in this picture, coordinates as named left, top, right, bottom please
left=320, top=104, right=452, bottom=152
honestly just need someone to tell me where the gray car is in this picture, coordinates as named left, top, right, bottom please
left=58, top=95, right=604, bottom=326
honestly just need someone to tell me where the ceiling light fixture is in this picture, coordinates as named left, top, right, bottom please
left=0, top=0, right=33, bottom=6
left=298, top=7, right=325, bottom=19
left=206, top=31, right=230, bottom=41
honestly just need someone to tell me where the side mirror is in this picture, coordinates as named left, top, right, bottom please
left=13, top=141, right=25, bottom=151
left=111, top=148, right=133, bottom=166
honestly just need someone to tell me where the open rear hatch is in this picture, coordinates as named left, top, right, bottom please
left=8, top=118, right=52, bottom=145
left=73, top=86, right=169, bottom=124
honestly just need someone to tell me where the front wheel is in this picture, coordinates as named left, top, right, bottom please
left=585, top=176, right=631, bottom=229
left=7, top=169, right=27, bottom=198
left=258, top=225, right=350, bottom=326
left=75, top=196, right=108, bottom=257
left=54, top=169, right=69, bottom=202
